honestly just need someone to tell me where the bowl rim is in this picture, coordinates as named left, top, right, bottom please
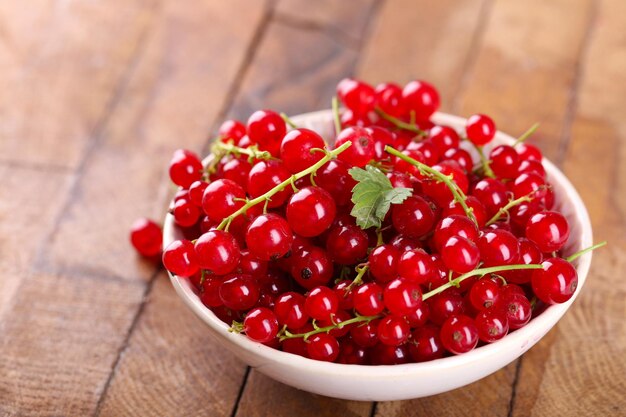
left=163, top=109, right=593, bottom=377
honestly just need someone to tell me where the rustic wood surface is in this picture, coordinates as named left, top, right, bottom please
left=0, top=0, right=624, bottom=416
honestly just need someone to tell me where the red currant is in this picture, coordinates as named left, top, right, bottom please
left=383, top=278, right=422, bottom=316
left=531, top=257, right=578, bottom=304
left=441, top=236, right=480, bottom=273
left=377, top=315, right=410, bottom=346
left=475, top=307, right=509, bottom=343
left=195, top=230, right=240, bottom=275
left=162, top=239, right=198, bottom=277
left=244, top=307, right=279, bottom=343
left=391, top=195, right=436, bottom=238
left=440, top=315, right=479, bottom=354
left=307, top=333, right=340, bottom=362
left=325, top=224, right=368, bottom=265
left=290, top=245, right=333, bottom=289
left=218, top=120, right=247, bottom=142
left=402, top=80, right=440, bottom=120
left=274, top=292, right=309, bottom=329
left=305, top=286, right=339, bottom=321
left=335, top=127, right=375, bottom=168
left=525, top=211, right=570, bottom=253
left=202, top=179, right=246, bottom=222
left=466, top=114, right=496, bottom=146
left=286, top=186, right=336, bottom=237
left=246, top=213, right=293, bottom=261
left=219, top=273, right=260, bottom=311
left=169, top=149, right=203, bottom=188
left=353, top=282, right=385, bottom=316
left=337, top=78, right=375, bottom=116
left=246, top=110, right=286, bottom=156
left=368, top=244, right=401, bottom=283
left=280, top=128, right=326, bottom=173
left=130, top=218, right=162, bottom=257
left=409, top=324, right=444, bottom=362
left=247, top=160, right=292, bottom=208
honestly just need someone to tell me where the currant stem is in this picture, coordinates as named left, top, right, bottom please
left=332, top=96, right=342, bottom=134
left=485, top=194, right=534, bottom=226
left=565, top=241, right=607, bottom=262
left=211, top=140, right=274, bottom=164
left=346, top=264, right=369, bottom=292
left=385, top=145, right=478, bottom=226
left=375, top=107, right=428, bottom=136
left=216, top=141, right=352, bottom=230
left=281, top=112, right=298, bottom=129
left=278, top=313, right=381, bottom=342
left=422, top=264, right=543, bottom=301
left=513, top=122, right=540, bottom=147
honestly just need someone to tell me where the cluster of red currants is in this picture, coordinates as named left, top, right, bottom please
left=130, top=78, right=596, bottom=365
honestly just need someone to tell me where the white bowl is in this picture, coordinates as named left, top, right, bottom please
left=163, top=110, right=593, bottom=401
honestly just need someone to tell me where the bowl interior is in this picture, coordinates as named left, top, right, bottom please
left=163, top=110, right=593, bottom=400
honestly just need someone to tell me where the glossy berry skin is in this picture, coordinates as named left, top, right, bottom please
left=368, top=244, right=401, bottom=283
left=475, top=307, right=509, bottom=343
left=367, top=125, right=396, bottom=159
left=337, top=340, right=368, bottom=365
left=397, top=249, right=435, bottom=285
left=305, top=286, right=339, bottom=321
left=375, top=82, right=406, bottom=118
left=466, top=114, right=496, bottom=146
left=407, top=140, right=440, bottom=166
left=290, top=245, right=333, bottom=289
left=169, top=149, right=203, bottom=188
left=409, top=324, right=445, bottom=362
left=441, top=236, right=480, bottom=273
left=218, top=119, right=247, bottom=142
left=428, top=289, right=465, bottom=325
left=531, top=258, right=578, bottom=304
left=428, top=125, right=460, bottom=154
left=405, top=303, right=430, bottom=327
left=442, top=148, right=473, bottom=173
left=162, top=239, right=198, bottom=277
left=353, top=283, right=385, bottom=316
left=525, top=211, right=570, bottom=253
left=202, top=179, right=246, bottom=222
left=503, top=238, right=543, bottom=284
left=489, top=145, right=519, bottom=179
left=517, top=143, right=542, bottom=161
left=444, top=196, right=488, bottom=228
left=172, top=198, right=200, bottom=227
left=498, top=293, right=532, bottom=329
left=246, top=110, right=286, bottom=155
left=246, top=213, right=293, bottom=261
left=243, top=307, right=279, bottom=343
left=511, top=172, right=552, bottom=207
left=325, top=225, right=368, bottom=265
left=391, top=195, right=436, bottom=238
left=188, top=180, right=209, bottom=207
left=471, top=178, right=509, bottom=218
left=334, top=127, right=376, bottom=168
left=477, top=229, right=520, bottom=267
left=333, top=280, right=355, bottom=310
left=402, top=80, right=440, bottom=120
left=130, top=218, right=162, bottom=257
left=422, top=161, right=469, bottom=207
left=384, top=278, right=422, bottom=316
left=337, top=78, right=375, bottom=116
left=280, top=128, right=326, bottom=173
left=370, top=343, right=411, bottom=365
left=440, top=315, right=479, bottom=355
left=195, top=230, right=240, bottom=275
left=316, top=159, right=357, bottom=206
left=469, top=278, right=501, bottom=311
left=377, top=315, right=410, bottom=346
left=239, top=249, right=268, bottom=278
left=350, top=320, right=379, bottom=347
left=247, top=160, right=292, bottom=208
left=274, top=292, right=309, bottom=329
left=433, top=215, right=479, bottom=252
left=286, top=187, right=336, bottom=237
left=307, top=333, right=340, bottom=362
left=220, top=157, right=252, bottom=189
left=199, top=277, right=224, bottom=307
left=219, top=274, right=260, bottom=311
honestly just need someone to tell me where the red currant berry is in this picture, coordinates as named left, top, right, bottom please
left=337, top=78, right=375, bottom=116
left=169, top=149, right=203, bottom=188
left=367, top=126, right=396, bottom=159
left=384, top=278, right=422, bottom=316
left=375, top=82, right=407, bottom=118
left=391, top=195, right=436, bottom=238
left=428, top=289, right=465, bottom=325
left=188, top=180, right=209, bottom=207
left=405, top=303, right=430, bottom=327
left=517, top=143, right=542, bottom=161
left=307, top=333, right=340, bottom=362
left=377, top=315, right=410, bottom=346
left=444, top=196, right=488, bottom=228
left=511, top=172, right=550, bottom=206
left=518, top=159, right=546, bottom=178
left=202, top=179, right=246, bottom=222
left=274, top=292, right=309, bottom=329
left=333, top=280, right=355, bottom=310
left=199, top=277, right=223, bottom=307
left=477, top=229, right=520, bottom=267
left=406, top=140, right=440, bottom=166
left=220, top=157, right=252, bottom=189
left=335, top=126, right=375, bottom=168
left=353, top=282, right=385, bottom=316
left=433, top=214, right=479, bottom=252
left=440, top=315, right=479, bottom=354
left=429, top=125, right=460, bottom=153
left=370, top=343, right=411, bottom=365
left=247, top=160, right=292, bottom=208
left=475, top=307, right=509, bottom=343
left=498, top=293, right=532, bottom=329
left=471, top=178, right=509, bottom=218
left=243, top=307, right=279, bottom=343
left=402, top=80, right=440, bottom=120
left=525, top=211, right=570, bottom=253
left=172, top=198, right=200, bottom=227
left=531, top=257, right=578, bottom=304
left=162, top=239, right=199, bottom=277
left=489, top=145, right=520, bottom=179
left=286, top=186, right=336, bottom=237
left=340, top=109, right=370, bottom=128
left=218, top=119, right=247, bottom=142
left=246, top=110, right=286, bottom=155
left=318, top=310, right=353, bottom=338
left=316, top=159, right=357, bottom=206
left=219, top=273, right=260, bottom=311
left=195, top=230, right=240, bottom=275
left=350, top=320, right=379, bottom=348
left=130, top=218, right=162, bottom=257
left=441, top=236, right=480, bottom=273
left=325, top=224, right=368, bottom=265
left=397, top=249, right=435, bottom=284
left=290, top=245, right=333, bottom=289
left=368, top=244, right=401, bottom=283
left=239, top=249, right=268, bottom=278
left=442, top=148, right=473, bottom=173
left=281, top=324, right=311, bottom=357
left=409, top=324, right=445, bottom=362
left=466, top=114, right=496, bottom=146
left=337, top=340, right=368, bottom=365
left=502, top=238, right=543, bottom=284
left=280, top=128, right=326, bottom=173
left=305, top=286, right=339, bottom=321
left=246, top=213, right=293, bottom=261
left=469, top=278, right=501, bottom=311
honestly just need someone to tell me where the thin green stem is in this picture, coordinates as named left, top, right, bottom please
left=332, top=96, right=342, bottom=134
left=566, top=241, right=607, bottom=262
left=513, top=122, right=540, bottom=147
left=422, top=264, right=543, bottom=301
left=279, top=313, right=381, bottom=341
left=211, top=141, right=273, bottom=164
left=385, top=145, right=477, bottom=226
left=346, top=264, right=369, bottom=292
left=485, top=194, right=534, bottom=226
left=217, top=141, right=352, bottom=230
left=375, top=107, right=428, bottom=136
left=281, top=112, right=298, bottom=129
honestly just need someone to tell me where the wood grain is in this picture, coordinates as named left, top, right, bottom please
left=511, top=0, right=626, bottom=414
left=0, top=0, right=156, bottom=168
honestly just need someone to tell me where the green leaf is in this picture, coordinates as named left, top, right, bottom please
left=349, top=166, right=412, bottom=229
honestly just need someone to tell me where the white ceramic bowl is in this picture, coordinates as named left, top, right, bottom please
left=163, top=110, right=593, bottom=401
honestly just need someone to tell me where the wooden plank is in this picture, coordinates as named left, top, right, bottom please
left=97, top=275, right=248, bottom=416
left=0, top=273, right=145, bottom=416
left=357, top=0, right=487, bottom=108
left=0, top=0, right=156, bottom=168
left=511, top=0, right=626, bottom=414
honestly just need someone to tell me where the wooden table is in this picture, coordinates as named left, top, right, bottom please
left=1, top=0, right=624, bottom=415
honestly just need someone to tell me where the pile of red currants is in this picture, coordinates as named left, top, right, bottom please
left=130, top=78, right=602, bottom=364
